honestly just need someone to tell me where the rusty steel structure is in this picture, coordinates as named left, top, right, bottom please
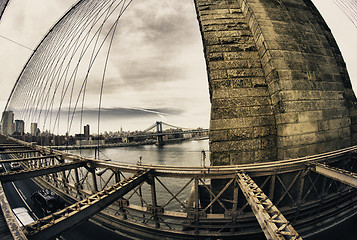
left=0, top=136, right=356, bottom=240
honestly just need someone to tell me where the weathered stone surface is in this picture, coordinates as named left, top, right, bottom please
left=210, top=115, right=275, bottom=130
left=195, top=0, right=357, bottom=164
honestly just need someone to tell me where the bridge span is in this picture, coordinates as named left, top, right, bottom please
left=130, top=121, right=209, bottom=145
left=0, top=0, right=357, bottom=239
left=0, top=135, right=356, bottom=239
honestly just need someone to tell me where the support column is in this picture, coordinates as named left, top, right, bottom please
left=90, top=167, right=98, bottom=193
left=74, top=167, right=82, bottom=198
left=149, top=175, right=160, bottom=228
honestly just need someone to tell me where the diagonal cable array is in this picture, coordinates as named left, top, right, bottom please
left=333, top=0, right=357, bottom=28
left=4, top=0, right=133, bottom=136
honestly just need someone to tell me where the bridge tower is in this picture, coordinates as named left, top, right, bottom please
left=194, top=0, right=357, bottom=230
left=156, top=121, right=164, bottom=144
left=195, top=0, right=357, bottom=165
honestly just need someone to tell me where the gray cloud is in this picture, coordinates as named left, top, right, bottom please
left=65, top=106, right=184, bottom=119
left=73, top=0, right=202, bottom=96
left=105, top=0, right=201, bottom=90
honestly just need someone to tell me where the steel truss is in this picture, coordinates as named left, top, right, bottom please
left=308, top=162, right=357, bottom=188
left=0, top=161, right=87, bottom=183
left=23, top=170, right=151, bottom=240
left=0, top=137, right=356, bottom=240
left=236, top=171, right=302, bottom=240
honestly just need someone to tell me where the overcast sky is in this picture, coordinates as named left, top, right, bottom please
left=0, top=0, right=356, bottom=134
left=0, top=0, right=210, bottom=133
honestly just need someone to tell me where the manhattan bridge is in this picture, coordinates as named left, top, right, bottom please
left=0, top=0, right=357, bottom=240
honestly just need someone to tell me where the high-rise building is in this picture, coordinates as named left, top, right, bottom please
left=84, top=124, right=90, bottom=139
left=31, top=123, right=38, bottom=136
left=1, top=111, right=14, bottom=135
left=15, top=120, right=25, bottom=135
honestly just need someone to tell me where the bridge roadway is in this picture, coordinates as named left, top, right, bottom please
left=0, top=154, right=128, bottom=240
left=0, top=136, right=356, bottom=239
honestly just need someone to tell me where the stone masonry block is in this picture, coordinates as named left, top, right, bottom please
left=210, top=115, right=275, bottom=130
left=195, top=0, right=357, bottom=163
left=228, top=126, right=276, bottom=141
left=212, top=96, right=271, bottom=108
left=212, top=88, right=269, bottom=99
left=277, top=121, right=319, bottom=136
left=227, top=68, right=264, bottom=78
left=280, top=100, right=346, bottom=113
left=211, top=105, right=274, bottom=120
left=223, top=51, right=260, bottom=60
left=317, top=118, right=351, bottom=131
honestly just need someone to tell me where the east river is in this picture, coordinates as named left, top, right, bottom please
left=69, top=139, right=356, bottom=239
left=70, top=139, right=210, bottom=166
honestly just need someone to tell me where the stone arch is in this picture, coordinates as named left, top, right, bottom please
left=194, top=0, right=357, bottom=165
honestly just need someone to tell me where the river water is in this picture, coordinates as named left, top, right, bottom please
left=70, top=139, right=210, bottom=166
left=69, top=139, right=356, bottom=239
left=70, top=139, right=210, bottom=213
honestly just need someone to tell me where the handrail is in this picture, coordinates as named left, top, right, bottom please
left=3, top=135, right=356, bottom=239
left=6, top=136, right=355, bottom=176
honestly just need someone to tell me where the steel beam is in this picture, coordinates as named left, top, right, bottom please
left=0, top=144, right=19, bottom=147
left=0, top=150, right=39, bottom=155
left=23, top=169, right=152, bottom=240
left=236, top=171, right=302, bottom=240
left=0, top=155, right=61, bottom=164
left=309, top=162, right=357, bottom=188
left=0, top=161, right=87, bottom=183
left=0, top=146, right=29, bottom=149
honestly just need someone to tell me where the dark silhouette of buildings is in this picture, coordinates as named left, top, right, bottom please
left=84, top=124, right=90, bottom=139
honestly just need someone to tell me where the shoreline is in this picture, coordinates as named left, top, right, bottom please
left=48, top=137, right=209, bottom=150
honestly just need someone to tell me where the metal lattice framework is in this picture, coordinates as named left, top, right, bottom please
left=4, top=0, right=134, bottom=136
left=0, top=136, right=356, bottom=239
left=236, top=171, right=302, bottom=240
left=1, top=1, right=357, bottom=239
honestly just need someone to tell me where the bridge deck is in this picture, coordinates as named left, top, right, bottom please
left=0, top=136, right=356, bottom=239
left=24, top=170, right=151, bottom=240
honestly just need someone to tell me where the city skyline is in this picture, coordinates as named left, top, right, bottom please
left=1, top=109, right=206, bottom=137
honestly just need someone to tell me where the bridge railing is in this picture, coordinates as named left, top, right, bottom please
left=1, top=136, right=357, bottom=239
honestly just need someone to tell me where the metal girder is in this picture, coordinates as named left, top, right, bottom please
left=236, top=171, right=302, bottom=240
left=309, top=162, right=357, bottom=188
left=23, top=169, right=152, bottom=240
left=0, top=150, right=39, bottom=155
left=0, top=146, right=29, bottom=149
left=0, top=155, right=61, bottom=164
left=0, top=161, right=87, bottom=183
left=0, top=182, right=28, bottom=240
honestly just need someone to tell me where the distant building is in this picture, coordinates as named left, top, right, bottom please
left=84, top=124, right=90, bottom=139
left=31, top=123, right=38, bottom=136
left=76, top=139, right=105, bottom=146
left=15, top=120, right=25, bottom=135
left=53, top=135, right=65, bottom=146
left=1, top=111, right=14, bottom=135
